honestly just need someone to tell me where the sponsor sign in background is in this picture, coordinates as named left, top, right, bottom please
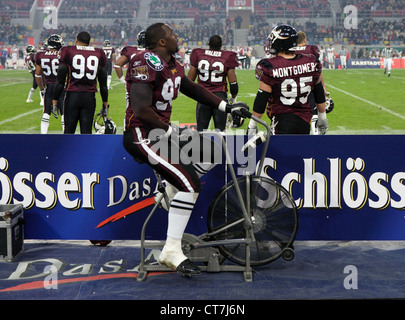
left=1, top=134, right=405, bottom=241
left=336, top=58, right=405, bottom=69
left=227, top=0, right=253, bottom=9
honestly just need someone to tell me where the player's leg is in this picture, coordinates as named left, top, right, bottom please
left=78, top=92, right=96, bottom=134
left=41, top=86, right=52, bottom=134
left=26, top=74, right=36, bottom=103
left=273, top=113, right=310, bottom=135
left=196, top=102, right=213, bottom=131
left=123, top=128, right=202, bottom=275
left=387, top=58, right=392, bottom=76
left=212, top=92, right=228, bottom=131
left=107, top=61, right=113, bottom=89
left=58, top=91, right=65, bottom=132
left=63, top=92, right=81, bottom=134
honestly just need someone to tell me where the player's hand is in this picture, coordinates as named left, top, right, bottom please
left=119, top=76, right=126, bottom=84
left=226, top=102, right=249, bottom=118
left=52, top=104, right=59, bottom=119
left=229, top=96, right=237, bottom=104
left=99, top=104, right=109, bottom=116
left=316, top=113, right=328, bottom=135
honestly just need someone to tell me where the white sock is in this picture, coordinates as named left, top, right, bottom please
left=159, top=191, right=199, bottom=268
left=28, top=88, right=35, bottom=100
left=41, top=113, right=50, bottom=134
left=166, top=191, right=198, bottom=239
left=61, top=115, right=65, bottom=132
left=107, top=75, right=112, bottom=88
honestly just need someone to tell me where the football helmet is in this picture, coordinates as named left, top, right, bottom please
left=103, top=40, right=111, bottom=47
left=94, top=114, right=117, bottom=134
left=137, top=30, right=146, bottom=48
left=47, top=34, right=63, bottom=50
left=26, top=45, right=35, bottom=54
left=227, top=113, right=245, bottom=128
left=325, top=96, right=334, bottom=113
left=265, top=25, right=298, bottom=54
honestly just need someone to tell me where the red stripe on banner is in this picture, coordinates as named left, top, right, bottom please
left=0, top=272, right=172, bottom=292
left=96, top=197, right=155, bottom=228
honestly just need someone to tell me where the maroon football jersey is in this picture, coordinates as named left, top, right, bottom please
left=25, top=54, right=36, bottom=73
left=292, top=44, right=320, bottom=60
left=35, top=50, right=60, bottom=84
left=255, top=53, right=322, bottom=123
left=120, top=45, right=145, bottom=81
left=125, top=50, right=185, bottom=130
left=59, top=45, right=106, bottom=92
left=190, top=48, right=238, bottom=93
left=102, top=46, right=115, bottom=61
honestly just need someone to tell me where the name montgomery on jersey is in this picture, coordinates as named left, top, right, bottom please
left=271, top=61, right=318, bottom=78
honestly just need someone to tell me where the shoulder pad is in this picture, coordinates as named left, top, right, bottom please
left=258, top=59, right=273, bottom=70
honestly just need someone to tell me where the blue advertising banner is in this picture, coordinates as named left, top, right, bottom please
left=1, top=134, right=405, bottom=241
left=335, top=58, right=381, bottom=69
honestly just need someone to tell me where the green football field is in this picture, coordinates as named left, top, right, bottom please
left=1, top=67, right=404, bottom=134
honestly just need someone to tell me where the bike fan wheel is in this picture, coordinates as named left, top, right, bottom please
left=207, top=176, right=298, bottom=266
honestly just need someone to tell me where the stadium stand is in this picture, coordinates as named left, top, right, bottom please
left=0, top=0, right=403, bottom=60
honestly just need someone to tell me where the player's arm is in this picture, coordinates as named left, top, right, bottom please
left=313, top=76, right=328, bottom=134
left=227, top=68, right=238, bottom=102
left=180, top=76, right=248, bottom=115
left=187, top=65, right=197, bottom=82
left=114, top=55, right=128, bottom=83
left=313, top=77, right=326, bottom=113
left=180, top=75, right=222, bottom=107
left=98, top=65, right=109, bottom=112
left=246, top=81, right=272, bottom=134
left=34, top=63, right=45, bottom=90
left=130, top=82, right=169, bottom=131
left=52, top=63, right=68, bottom=106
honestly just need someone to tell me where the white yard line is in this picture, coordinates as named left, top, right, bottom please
left=0, top=81, right=28, bottom=87
left=0, top=108, right=42, bottom=126
left=327, top=84, right=405, bottom=121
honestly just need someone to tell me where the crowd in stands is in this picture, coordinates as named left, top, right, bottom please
left=247, top=18, right=405, bottom=46
left=59, top=0, right=140, bottom=19
left=0, top=0, right=403, bottom=56
left=40, top=22, right=144, bottom=47
left=170, top=21, right=233, bottom=46
left=1, top=0, right=33, bottom=10
left=149, top=0, right=226, bottom=19
left=254, top=0, right=333, bottom=18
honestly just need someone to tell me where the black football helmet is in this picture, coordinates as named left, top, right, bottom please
left=137, top=30, right=146, bottom=48
left=47, top=34, right=63, bottom=50
left=103, top=40, right=111, bottom=47
left=325, top=96, right=334, bottom=113
left=94, top=114, right=117, bottom=134
left=228, top=113, right=245, bottom=128
left=265, top=25, right=298, bottom=54
left=26, top=45, right=35, bottom=54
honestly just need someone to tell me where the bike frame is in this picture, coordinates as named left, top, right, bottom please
left=137, top=111, right=272, bottom=282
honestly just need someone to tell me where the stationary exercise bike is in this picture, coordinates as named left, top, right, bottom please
left=136, top=110, right=298, bottom=282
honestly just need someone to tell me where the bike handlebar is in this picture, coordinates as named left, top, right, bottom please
left=240, top=108, right=252, bottom=119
